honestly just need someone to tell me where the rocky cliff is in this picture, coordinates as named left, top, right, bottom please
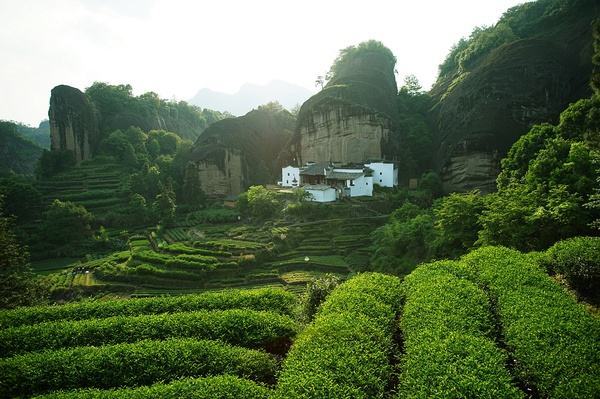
left=291, top=41, right=398, bottom=165
left=430, top=0, right=597, bottom=193
left=48, top=85, right=98, bottom=163
left=48, top=83, right=226, bottom=162
left=190, top=104, right=295, bottom=196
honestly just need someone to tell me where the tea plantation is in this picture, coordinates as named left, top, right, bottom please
left=2, top=251, right=598, bottom=398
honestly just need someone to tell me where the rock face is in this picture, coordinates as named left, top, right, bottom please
left=298, top=109, right=392, bottom=163
left=292, top=41, right=398, bottom=165
left=430, top=1, right=597, bottom=193
left=195, top=149, right=244, bottom=196
left=190, top=106, right=295, bottom=196
left=48, top=85, right=98, bottom=163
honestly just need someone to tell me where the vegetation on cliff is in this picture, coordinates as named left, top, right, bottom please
left=0, top=121, right=44, bottom=175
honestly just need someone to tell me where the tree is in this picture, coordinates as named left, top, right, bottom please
left=42, top=200, right=94, bottom=246
left=245, top=185, right=281, bottom=220
left=0, top=176, right=42, bottom=221
left=399, top=74, right=422, bottom=95
left=432, top=191, right=485, bottom=258
left=36, top=149, right=76, bottom=178
left=315, top=75, right=325, bottom=90
left=182, top=162, right=205, bottom=208
left=0, top=197, right=46, bottom=308
left=154, top=181, right=176, bottom=225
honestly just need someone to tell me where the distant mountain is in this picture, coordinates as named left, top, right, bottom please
left=0, top=121, right=44, bottom=175
left=16, top=120, right=50, bottom=149
left=189, top=80, right=314, bottom=116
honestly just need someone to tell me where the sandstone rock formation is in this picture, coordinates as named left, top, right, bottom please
left=48, top=85, right=98, bottom=163
left=291, top=41, right=398, bottom=165
left=430, top=0, right=597, bottom=193
left=190, top=105, right=295, bottom=196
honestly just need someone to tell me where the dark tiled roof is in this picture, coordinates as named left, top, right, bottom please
left=304, top=184, right=334, bottom=191
left=300, top=162, right=329, bottom=176
left=326, top=171, right=364, bottom=180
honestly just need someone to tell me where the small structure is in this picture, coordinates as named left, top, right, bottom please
left=279, top=160, right=396, bottom=201
left=223, top=194, right=238, bottom=208
left=280, top=166, right=301, bottom=187
left=325, top=167, right=373, bottom=198
left=304, top=184, right=336, bottom=202
left=299, top=162, right=329, bottom=185
left=366, top=161, right=398, bottom=188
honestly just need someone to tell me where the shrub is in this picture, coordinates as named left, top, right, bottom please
left=543, top=236, right=600, bottom=302
left=301, top=274, right=341, bottom=321
left=0, top=288, right=297, bottom=328
left=0, top=338, right=277, bottom=398
left=462, top=247, right=600, bottom=398
left=397, top=261, right=522, bottom=398
left=275, top=273, right=402, bottom=399
left=0, top=309, right=297, bottom=357
left=34, top=375, right=271, bottom=399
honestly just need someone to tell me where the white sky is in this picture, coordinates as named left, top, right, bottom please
left=0, top=0, right=525, bottom=126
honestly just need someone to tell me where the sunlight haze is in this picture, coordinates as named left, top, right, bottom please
left=1, top=0, right=525, bottom=125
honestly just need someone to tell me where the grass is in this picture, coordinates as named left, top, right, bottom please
left=30, top=258, right=78, bottom=274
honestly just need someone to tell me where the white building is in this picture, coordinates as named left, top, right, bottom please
left=280, top=166, right=301, bottom=187
left=304, top=184, right=337, bottom=202
left=365, top=162, right=398, bottom=187
left=326, top=168, right=373, bottom=198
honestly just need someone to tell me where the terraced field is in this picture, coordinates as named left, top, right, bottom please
left=4, top=258, right=598, bottom=398
left=40, top=211, right=385, bottom=296
left=36, top=158, right=129, bottom=217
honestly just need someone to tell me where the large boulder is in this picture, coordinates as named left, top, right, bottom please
left=48, top=85, right=98, bottom=163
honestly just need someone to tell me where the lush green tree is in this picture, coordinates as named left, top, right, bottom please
left=370, top=202, right=434, bottom=275
left=0, top=199, right=46, bottom=308
left=42, top=200, right=94, bottom=246
left=182, top=162, right=206, bottom=208
left=148, top=130, right=180, bottom=156
left=245, top=185, right=281, bottom=220
left=36, top=149, right=76, bottom=178
left=100, top=129, right=137, bottom=166
left=0, top=176, right=42, bottom=221
left=154, top=181, right=176, bottom=225
left=432, top=191, right=485, bottom=258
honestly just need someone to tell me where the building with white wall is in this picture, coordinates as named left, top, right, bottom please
left=325, top=167, right=373, bottom=198
left=304, top=184, right=337, bottom=202
left=365, top=162, right=398, bottom=187
left=280, top=166, right=300, bottom=187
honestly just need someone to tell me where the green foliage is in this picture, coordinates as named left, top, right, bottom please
left=0, top=199, right=46, bottom=309
left=327, top=40, right=396, bottom=82
left=34, top=375, right=271, bottom=399
left=397, top=261, right=522, bottom=398
left=300, top=273, right=341, bottom=322
left=543, top=236, right=600, bottom=302
left=154, top=181, right=176, bottom=225
left=275, top=273, right=401, bottom=399
left=462, top=246, right=600, bottom=398
left=244, top=186, right=282, bottom=220
left=479, top=95, right=600, bottom=250
left=36, top=149, right=76, bottom=178
left=0, top=338, right=278, bottom=397
left=0, top=309, right=298, bottom=357
left=431, top=191, right=485, bottom=258
left=370, top=203, right=434, bottom=275
left=100, top=129, right=138, bottom=166
left=42, top=200, right=94, bottom=246
left=85, top=82, right=226, bottom=143
left=0, top=287, right=296, bottom=328
left=0, top=175, right=42, bottom=221
left=182, top=161, right=206, bottom=208
left=0, top=120, right=44, bottom=175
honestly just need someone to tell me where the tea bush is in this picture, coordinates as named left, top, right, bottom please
left=0, top=288, right=297, bottom=328
left=0, top=338, right=278, bottom=398
left=396, top=261, right=522, bottom=398
left=275, top=273, right=402, bottom=398
left=462, top=246, right=600, bottom=398
left=0, top=309, right=298, bottom=356
left=34, top=375, right=270, bottom=399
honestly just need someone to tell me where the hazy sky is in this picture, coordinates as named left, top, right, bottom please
left=0, top=0, right=525, bottom=125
